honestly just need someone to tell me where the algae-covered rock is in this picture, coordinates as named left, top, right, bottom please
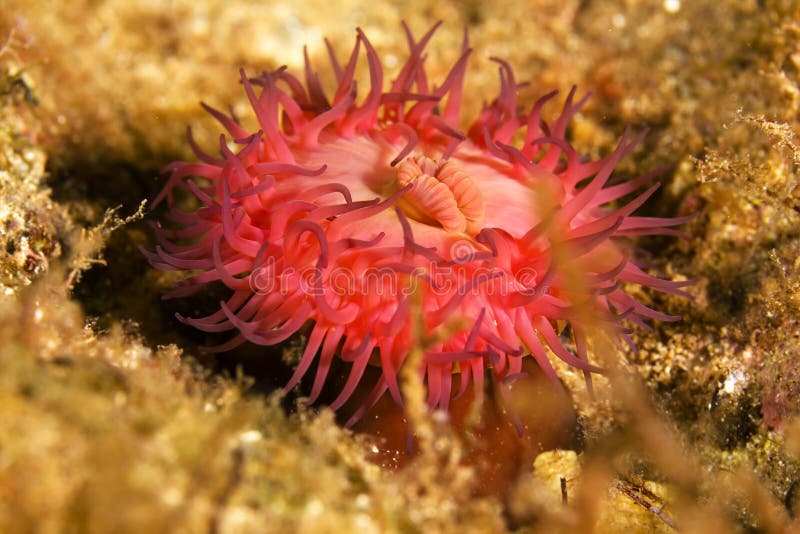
left=510, top=450, right=676, bottom=533
left=0, top=33, right=67, bottom=296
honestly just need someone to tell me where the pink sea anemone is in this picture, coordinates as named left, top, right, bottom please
left=144, top=23, right=693, bottom=428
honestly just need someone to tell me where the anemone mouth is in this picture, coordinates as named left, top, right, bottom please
left=145, top=22, right=694, bottom=428
left=390, top=155, right=485, bottom=235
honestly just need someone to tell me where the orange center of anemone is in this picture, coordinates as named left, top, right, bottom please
left=395, top=155, right=485, bottom=235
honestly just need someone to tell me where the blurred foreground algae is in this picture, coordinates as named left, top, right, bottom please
left=0, top=278, right=506, bottom=532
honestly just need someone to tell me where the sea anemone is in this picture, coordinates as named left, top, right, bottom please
left=144, top=23, right=693, bottom=428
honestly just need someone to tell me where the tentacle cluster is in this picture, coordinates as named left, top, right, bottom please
left=145, top=23, right=693, bottom=428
